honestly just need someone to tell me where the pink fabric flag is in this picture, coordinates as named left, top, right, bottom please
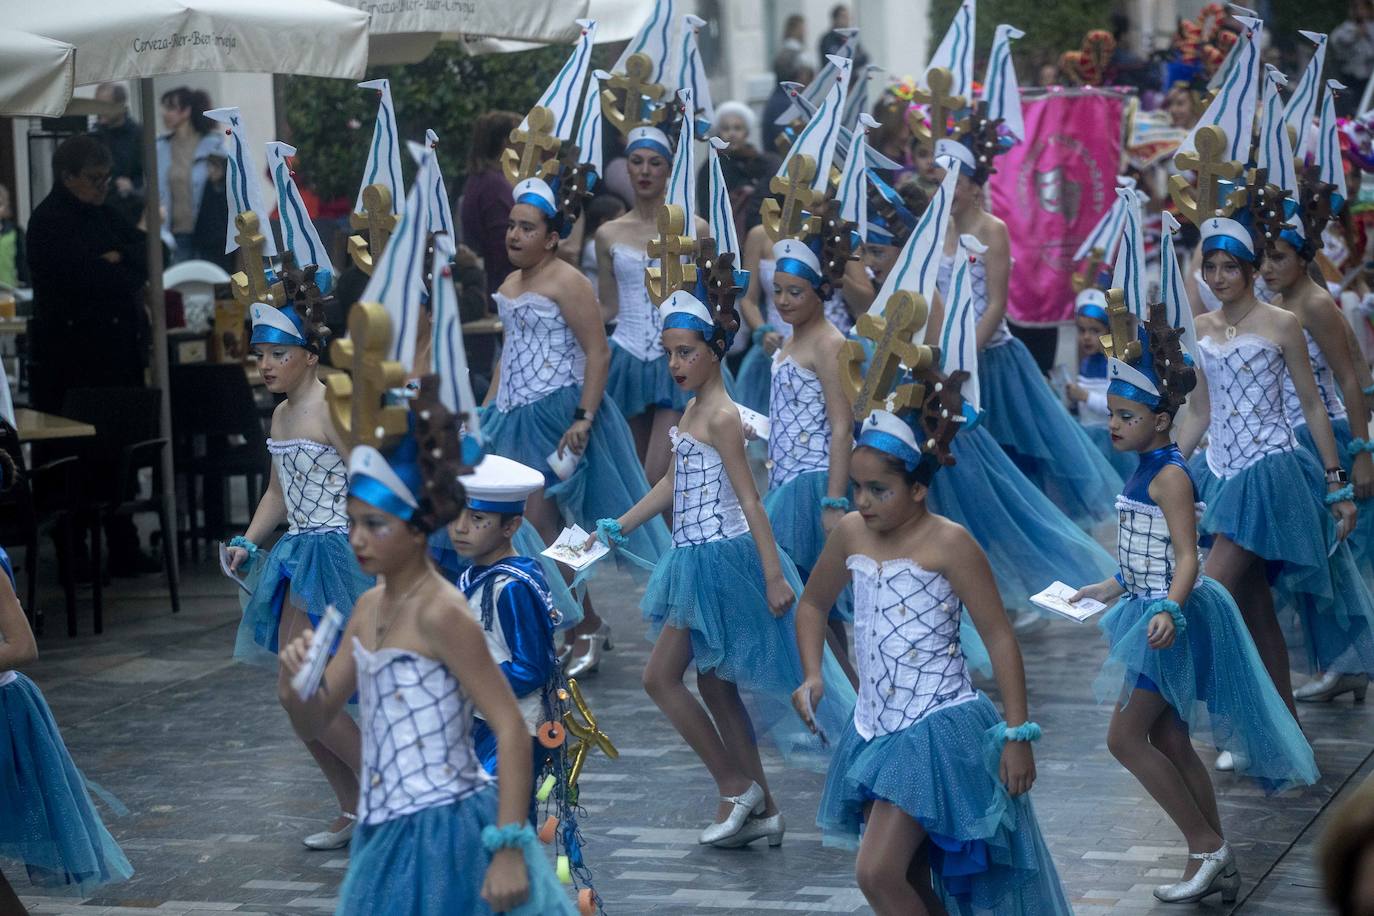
left=986, top=90, right=1125, bottom=325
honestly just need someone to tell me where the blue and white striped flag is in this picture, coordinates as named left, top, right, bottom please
left=705, top=136, right=738, bottom=257
left=676, top=14, right=713, bottom=131
left=1256, top=66, right=1296, bottom=196
left=837, top=113, right=879, bottom=243
left=1110, top=187, right=1146, bottom=319
left=1159, top=211, right=1197, bottom=357
left=868, top=161, right=959, bottom=327
left=419, top=129, right=455, bottom=237
left=613, top=0, right=676, bottom=88
left=575, top=71, right=606, bottom=176
left=666, top=88, right=696, bottom=239
left=429, top=232, right=481, bottom=441
left=525, top=19, right=598, bottom=141
left=1179, top=15, right=1263, bottom=162
left=1316, top=78, right=1349, bottom=209
left=778, top=54, right=852, bottom=193
left=940, top=233, right=984, bottom=411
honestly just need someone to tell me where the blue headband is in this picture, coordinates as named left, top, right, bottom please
left=856, top=428, right=922, bottom=472
left=468, top=497, right=526, bottom=514
left=1107, top=378, right=1163, bottom=411
left=515, top=190, right=558, bottom=218
left=662, top=311, right=718, bottom=339
left=1202, top=234, right=1257, bottom=264
left=1077, top=303, right=1109, bottom=325
left=347, top=472, right=418, bottom=521
left=626, top=136, right=672, bottom=159
left=251, top=325, right=309, bottom=347
left=775, top=257, right=824, bottom=291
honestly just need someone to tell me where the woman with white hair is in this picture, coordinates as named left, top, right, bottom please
left=696, top=102, right=779, bottom=241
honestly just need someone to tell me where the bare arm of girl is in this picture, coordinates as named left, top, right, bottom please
left=1174, top=357, right=1211, bottom=458
left=0, top=569, right=37, bottom=670
left=420, top=594, right=534, bottom=912
left=840, top=257, right=874, bottom=317
left=711, top=406, right=795, bottom=617
left=595, top=226, right=619, bottom=325
left=557, top=270, right=610, bottom=456
left=230, top=404, right=289, bottom=570
left=483, top=359, right=502, bottom=408
left=941, top=522, right=1036, bottom=797
left=791, top=516, right=853, bottom=729
left=1308, top=295, right=1374, bottom=499
left=278, top=591, right=369, bottom=738
left=1145, top=463, right=1200, bottom=651
left=815, top=333, right=854, bottom=532
left=604, top=425, right=678, bottom=538
left=738, top=227, right=770, bottom=335
left=975, top=221, right=1011, bottom=350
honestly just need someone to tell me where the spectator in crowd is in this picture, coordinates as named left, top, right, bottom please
left=0, top=184, right=26, bottom=289
left=579, top=193, right=626, bottom=286
left=780, top=13, right=807, bottom=58
left=762, top=51, right=815, bottom=153
left=91, top=82, right=144, bottom=227
left=26, top=135, right=158, bottom=573
left=1320, top=775, right=1374, bottom=916
left=819, top=4, right=866, bottom=65
left=459, top=110, right=521, bottom=299
left=696, top=101, right=779, bottom=235
left=1165, top=81, right=1201, bottom=129
left=192, top=153, right=233, bottom=272
left=156, top=87, right=224, bottom=263
left=1333, top=0, right=1374, bottom=115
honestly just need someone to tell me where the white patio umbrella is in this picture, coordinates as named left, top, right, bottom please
left=0, top=30, right=75, bottom=118
left=352, top=0, right=591, bottom=65
left=0, top=0, right=369, bottom=592
left=459, top=0, right=650, bottom=55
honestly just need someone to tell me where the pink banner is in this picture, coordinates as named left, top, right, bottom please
left=987, top=91, right=1124, bottom=325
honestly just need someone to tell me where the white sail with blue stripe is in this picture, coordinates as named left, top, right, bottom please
left=1283, top=31, right=1327, bottom=160
left=1159, top=211, right=1197, bottom=358
left=1178, top=15, right=1263, bottom=162
left=1317, top=78, right=1349, bottom=209
left=429, top=232, right=481, bottom=441
left=981, top=24, right=1025, bottom=141
left=613, top=0, right=676, bottom=88
left=1072, top=176, right=1136, bottom=263
left=523, top=19, right=598, bottom=142
left=921, top=0, right=976, bottom=100
left=1256, top=66, right=1295, bottom=195
left=837, top=113, right=879, bottom=244
left=575, top=70, right=606, bottom=176
left=354, top=79, right=403, bottom=216
left=705, top=136, right=738, bottom=257
left=667, top=88, right=697, bottom=240
left=775, top=29, right=858, bottom=125
left=676, top=14, right=713, bottom=131
left=204, top=107, right=277, bottom=257
left=265, top=141, right=331, bottom=278
left=940, top=233, right=984, bottom=411
left=1110, top=187, right=1146, bottom=320
left=779, top=54, right=852, bottom=193
left=417, top=130, right=456, bottom=237
left=1207, top=4, right=1259, bottom=90
left=867, top=161, right=960, bottom=327
left=842, top=64, right=881, bottom=132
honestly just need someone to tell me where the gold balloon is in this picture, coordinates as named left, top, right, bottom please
left=561, top=678, right=618, bottom=787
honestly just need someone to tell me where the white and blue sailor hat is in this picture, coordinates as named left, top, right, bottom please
left=459, top=454, right=544, bottom=514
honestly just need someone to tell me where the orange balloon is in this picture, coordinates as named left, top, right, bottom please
left=578, top=888, right=597, bottom=915
left=538, top=815, right=559, bottom=844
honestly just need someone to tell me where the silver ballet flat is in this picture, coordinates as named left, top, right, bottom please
left=1295, top=671, right=1369, bottom=703
left=712, top=811, right=785, bottom=849
left=303, top=812, right=356, bottom=850
left=1213, top=750, right=1248, bottom=772
left=566, top=622, right=613, bottom=678
left=1153, top=843, right=1240, bottom=904
left=698, top=782, right=764, bottom=845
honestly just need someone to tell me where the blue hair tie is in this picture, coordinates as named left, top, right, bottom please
left=1147, top=598, right=1186, bottom=636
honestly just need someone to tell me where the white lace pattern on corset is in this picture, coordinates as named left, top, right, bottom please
left=1198, top=334, right=1298, bottom=478
left=268, top=438, right=348, bottom=533
left=1282, top=329, right=1347, bottom=428
left=937, top=252, right=1011, bottom=348
left=768, top=354, right=830, bottom=489
left=495, top=292, right=586, bottom=410
left=669, top=428, right=749, bottom=546
left=848, top=555, right=977, bottom=741
left=1115, top=497, right=1205, bottom=599
left=609, top=244, right=664, bottom=361
left=353, top=639, right=492, bottom=826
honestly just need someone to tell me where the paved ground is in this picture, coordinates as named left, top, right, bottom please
left=6, top=538, right=1370, bottom=916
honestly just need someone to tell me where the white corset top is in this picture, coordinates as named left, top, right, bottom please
left=1282, top=329, right=1347, bottom=428
left=354, top=639, right=492, bottom=826
left=848, top=555, right=976, bottom=741
left=938, top=252, right=1011, bottom=348
left=670, top=428, right=749, bottom=546
left=495, top=291, right=586, bottom=410
left=610, top=244, right=664, bottom=361
left=268, top=438, right=348, bottom=533
left=768, top=354, right=830, bottom=489
left=1115, top=496, right=1205, bottom=598
left=1198, top=335, right=1297, bottom=478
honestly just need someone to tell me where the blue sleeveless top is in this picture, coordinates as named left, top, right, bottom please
left=0, top=547, right=12, bottom=589
left=1121, top=444, right=1198, bottom=505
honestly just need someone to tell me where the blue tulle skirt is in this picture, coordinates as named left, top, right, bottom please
left=929, top=425, right=1118, bottom=612
left=642, top=533, right=857, bottom=768
left=0, top=673, right=132, bottom=894
left=480, top=385, right=670, bottom=567
left=733, top=341, right=773, bottom=415
left=337, top=788, right=576, bottom=916
left=427, top=523, right=585, bottom=632
left=978, top=338, right=1123, bottom=526
left=1187, top=448, right=1220, bottom=506
left=234, top=530, right=374, bottom=664
left=1197, top=446, right=1374, bottom=676
left=1083, top=423, right=1139, bottom=481
left=1296, top=418, right=1374, bottom=580
left=605, top=341, right=690, bottom=418
left=818, top=693, right=1073, bottom=915
left=1094, top=578, right=1319, bottom=792
left=764, top=470, right=853, bottom=622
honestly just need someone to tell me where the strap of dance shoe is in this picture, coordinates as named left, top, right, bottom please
left=1147, top=598, right=1187, bottom=636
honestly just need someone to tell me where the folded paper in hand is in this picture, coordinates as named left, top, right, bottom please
left=1029, top=581, right=1108, bottom=623
left=218, top=541, right=252, bottom=594
left=735, top=403, right=770, bottom=441
left=542, top=525, right=610, bottom=572
left=291, top=605, right=344, bottom=701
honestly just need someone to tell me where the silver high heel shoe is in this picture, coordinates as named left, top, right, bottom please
left=1153, top=843, right=1240, bottom=904
left=712, top=811, right=785, bottom=849
left=556, top=643, right=573, bottom=670
left=566, top=622, right=613, bottom=678
left=303, top=812, right=356, bottom=850
left=698, top=782, right=764, bottom=845
left=1295, top=671, right=1369, bottom=703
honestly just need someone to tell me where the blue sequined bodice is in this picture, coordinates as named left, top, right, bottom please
left=767, top=355, right=830, bottom=488
left=847, top=555, right=976, bottom=741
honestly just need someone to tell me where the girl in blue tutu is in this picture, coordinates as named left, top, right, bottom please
left=1071, top=300, right=1318, bottom=904
left=594, top=208, right=856, bottom=848
left=227, top=289, right=371, bottom=850
left=735, top=223, right=786, bottom=416
left=280, top=383, right=577, bottom=916
left=792, top=408, right=1071, bottom=915
left=0, top=453, right=133, bottom=905
left=931, top=133, right=1123, bottom=527
left=481, top=133, right=669, bottom=679
left=1172, top=149, right=1374, bottom=719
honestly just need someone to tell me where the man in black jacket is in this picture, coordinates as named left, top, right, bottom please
left=27, top=135, right=156, bottom=573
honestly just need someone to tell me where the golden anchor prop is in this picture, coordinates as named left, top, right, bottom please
left=1098, top=288, right=1141, bottom=364
left=1169, top=125, right=1246, bottom=225
left=644, top=205, right=697, bottom=305
left=502, top=106, right=562, bottom=185
left=761, top=154, right=824, bottom=243
left=907, top=67, right=967, bottom=155
left=599, top=53, right=667, bottom=135
left=230, top=211, right=282, bottom=309
left=347, top=183, right=400, bottom=276
left=840, top=290, right=937, bottom=421
left=324, top=301, right=411, bottom=450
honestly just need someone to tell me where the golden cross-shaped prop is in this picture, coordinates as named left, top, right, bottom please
left=1070, top=247, right=1104, bottom=294
left=761, top=154, right=824, bottom=243
left=1170, top=125, right=1245, bottom=225
left=645, top=205, right=697, bottom=304
left=502, top=106, right=562, bottom=185
left=324, top=301, right=411, bottom=450
left=347, top=183, right=400, bottom=277
left=907, top=67, right=967, bottom=154
left=230, top=211, right=279, bottom=309
left=840, top=290, right=936, bottom=420
left=562, top=678, right=618, bottom=789
left=1098, top=288, right=1142, bottom=364
left=600, top=52, right=667, bottom=136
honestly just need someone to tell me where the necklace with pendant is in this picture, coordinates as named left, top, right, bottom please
left=1224, top=301, right=1258, bottom=341
left=374, top=574, right=429, bottom=651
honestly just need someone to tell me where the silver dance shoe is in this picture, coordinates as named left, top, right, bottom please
left=712, top=811, right=785, bottom=849
left=1294, top=671, right=1368, bottom=703
left=565, top=622, right=613, bottom=678
left=302, top=812, right=356, bottom=850
left=1153, top=843, right=1239, bottom=904
left=698, top=782, right=764, bottom=845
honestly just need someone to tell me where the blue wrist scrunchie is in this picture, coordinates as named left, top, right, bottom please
left=1147, top=598, right=1186, bottom=636
left=820, top=496, right=850, bottom=512
left=595, top=518, right=629, bottom=548
left=752, top=323, right=777, bottom=347
left=994, top=721, right=1042, bottom=742
left=1326, top=483, right=1356, bottom=505
left=229, top=535, right=259, bottom=559
left=1348, top=438, right=1374, bottom=458
left=480, top=823, right=537, bottom=853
